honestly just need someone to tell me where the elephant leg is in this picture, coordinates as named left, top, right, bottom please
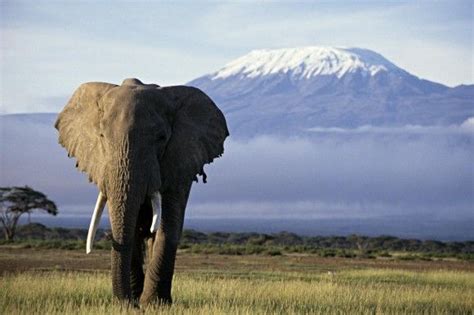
left=130, top=200, right=153, bottom=300
left=140, top=183, right=191, bottom=305
left=130, top=231, right=145, bottom=300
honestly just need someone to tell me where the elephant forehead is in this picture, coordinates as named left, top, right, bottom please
left=101, top=85, right=173, bottom=118
left=95, top=82, right=174, bottom=138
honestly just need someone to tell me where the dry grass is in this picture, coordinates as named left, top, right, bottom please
left=1, top=248, right=473, bottom=314
left=1, top=269, right=473, bottom=314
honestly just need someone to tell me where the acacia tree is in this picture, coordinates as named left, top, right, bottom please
left=0, top=186, right=58, bottom=241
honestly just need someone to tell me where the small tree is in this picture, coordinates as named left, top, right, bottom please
left=0, top=186, right=58, bottom=241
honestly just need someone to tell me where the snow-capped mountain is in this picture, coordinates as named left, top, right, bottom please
left=212, top=47, right=401, bottom=80
left=189, top=46, right=473, bottom=137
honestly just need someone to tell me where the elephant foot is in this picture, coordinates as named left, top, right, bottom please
left=115, top=298, right=140, bottom=311
left=139, top=294, right=172, bottom=307
left=157, top=296, right=173, bottom=306
left=130, top=284, right=143, bottom=303
left=140, top=277, right=174, bottom=306
left=131, top=300, right=141, bottom=310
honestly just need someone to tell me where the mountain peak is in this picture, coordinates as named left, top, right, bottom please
left=211, top=46, right=401, bottom=80
left=188, top=45, right=472, bottom=138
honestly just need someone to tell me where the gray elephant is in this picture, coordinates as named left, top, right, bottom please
left=55, top=78, right=228, bottom=305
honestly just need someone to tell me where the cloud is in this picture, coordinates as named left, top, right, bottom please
left=186, top=200, right=418, bottom=220
left=188, top=131, right=474, bottom=219
left=1, top=115, right=472, bottom=223
left=460, top=117, right=474, bottom=131
left=306, top=119, right=474, bottom=134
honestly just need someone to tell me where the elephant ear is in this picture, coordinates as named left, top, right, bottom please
left=55, top=82, right=117, bottom=190
left=160, top=86, right=229, bottom=186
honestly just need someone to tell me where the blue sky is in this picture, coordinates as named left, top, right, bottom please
left=1, top=1, right=473, bottom=113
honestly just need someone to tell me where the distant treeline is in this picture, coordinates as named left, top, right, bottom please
left=3, top=223, right=473, bottom=260
left=180, top=230, right=474, bottom=255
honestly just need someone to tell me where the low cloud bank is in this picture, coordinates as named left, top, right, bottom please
left=1, top=116, right=473, bottom=222
left=189, top=128, right=473, bottom=219
left=307, top=117, right=474, bottom=134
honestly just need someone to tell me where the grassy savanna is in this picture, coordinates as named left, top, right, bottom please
left=2, top=269, right=473, bottom=314
left=1, top=248, right=473, bottom=314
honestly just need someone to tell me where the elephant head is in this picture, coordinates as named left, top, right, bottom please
left=55, top=78, right=228, bottom=305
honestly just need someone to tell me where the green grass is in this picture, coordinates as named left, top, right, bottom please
left=4, top=239, right=472, bottom=260
left=0, top=239, right=110, bottom=251
left=1, top=269, right=473, bottom=314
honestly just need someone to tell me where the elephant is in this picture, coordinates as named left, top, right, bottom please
left=55, top=78, right=228, bottom=305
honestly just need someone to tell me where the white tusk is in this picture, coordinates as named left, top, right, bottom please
left=86, top=191, right=107, bottom=254
left=150, top=192, right=162, bottom=233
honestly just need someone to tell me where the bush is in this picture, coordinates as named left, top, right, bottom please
left=377, top=251, right=392, bottom=258
left=319, top=249, right=337, bottom=257
left=337, top=250, right=357, bottom=258
left=264, top=249, right=282, bottom=256
left=397, top=254, right=418, bottom=261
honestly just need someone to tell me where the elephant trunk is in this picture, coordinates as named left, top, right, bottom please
left=107, top=184, right=141, bottom=301
left=105, top=146, right=159, bottom=301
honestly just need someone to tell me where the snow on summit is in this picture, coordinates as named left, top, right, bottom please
left=212, top=46, right=401, bottom=80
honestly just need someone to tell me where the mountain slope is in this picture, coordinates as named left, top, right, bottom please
left=188, top=46, right=473, bottom=137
